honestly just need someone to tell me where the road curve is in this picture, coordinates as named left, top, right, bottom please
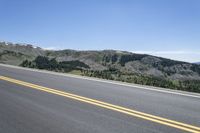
left=0, top=64, right=200, bottom=133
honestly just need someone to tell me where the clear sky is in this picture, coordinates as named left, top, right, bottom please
left=0, top=0, right=199, bottom=62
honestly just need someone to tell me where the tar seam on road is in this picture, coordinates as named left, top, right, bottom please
left=0, top=76, right=200, bottom=133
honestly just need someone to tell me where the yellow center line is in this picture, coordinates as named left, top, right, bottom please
left=0, top=76, right=200, bottom=133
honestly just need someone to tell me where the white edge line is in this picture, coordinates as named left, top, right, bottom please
left=0, top=63, right=200, bottom=99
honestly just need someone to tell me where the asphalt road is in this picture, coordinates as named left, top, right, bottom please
left=0, top=64, right=200, bottom=133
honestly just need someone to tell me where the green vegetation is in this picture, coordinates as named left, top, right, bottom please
left=102, top=54, right=119, bottom=64
left=0, top=50, right=23, bottom=57
left=159, top=58, right=186, bottom=67
left=68, top=70, right=83, bottom=75
left=119, top=54, right=147, bottom=66
left=20, top=56, right=90, bottom=72
left=191, top=64, right=200, bottom=75
left=82, top=69, right=200, bottom=93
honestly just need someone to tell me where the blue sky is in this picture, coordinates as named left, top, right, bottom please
left=0, top=0, right=199, bottom=62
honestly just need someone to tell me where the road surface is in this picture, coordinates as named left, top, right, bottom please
left=0, top=64, right=200, bottom=133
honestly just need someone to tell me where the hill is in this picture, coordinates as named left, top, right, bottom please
left=1, top=41, right=200, bottom=93
left=0, top=41, right=45, bottom=65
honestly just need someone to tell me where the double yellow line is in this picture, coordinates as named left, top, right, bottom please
left=0, top=75, right=200, bottom=133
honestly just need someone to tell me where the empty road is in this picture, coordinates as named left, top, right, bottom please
left=0, top=64, right=200, bottom=133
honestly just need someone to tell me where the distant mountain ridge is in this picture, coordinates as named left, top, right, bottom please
left=194, top=62, right=200, bottom=64
left=1, top=41, right=200, bottom=92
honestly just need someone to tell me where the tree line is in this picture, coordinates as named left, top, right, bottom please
left=82, top=69, right=200, bottom=93
left=20, top=56, right=90, bottom=72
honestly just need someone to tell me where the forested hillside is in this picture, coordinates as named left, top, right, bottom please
left=1, top=42, right=200, bottom=93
